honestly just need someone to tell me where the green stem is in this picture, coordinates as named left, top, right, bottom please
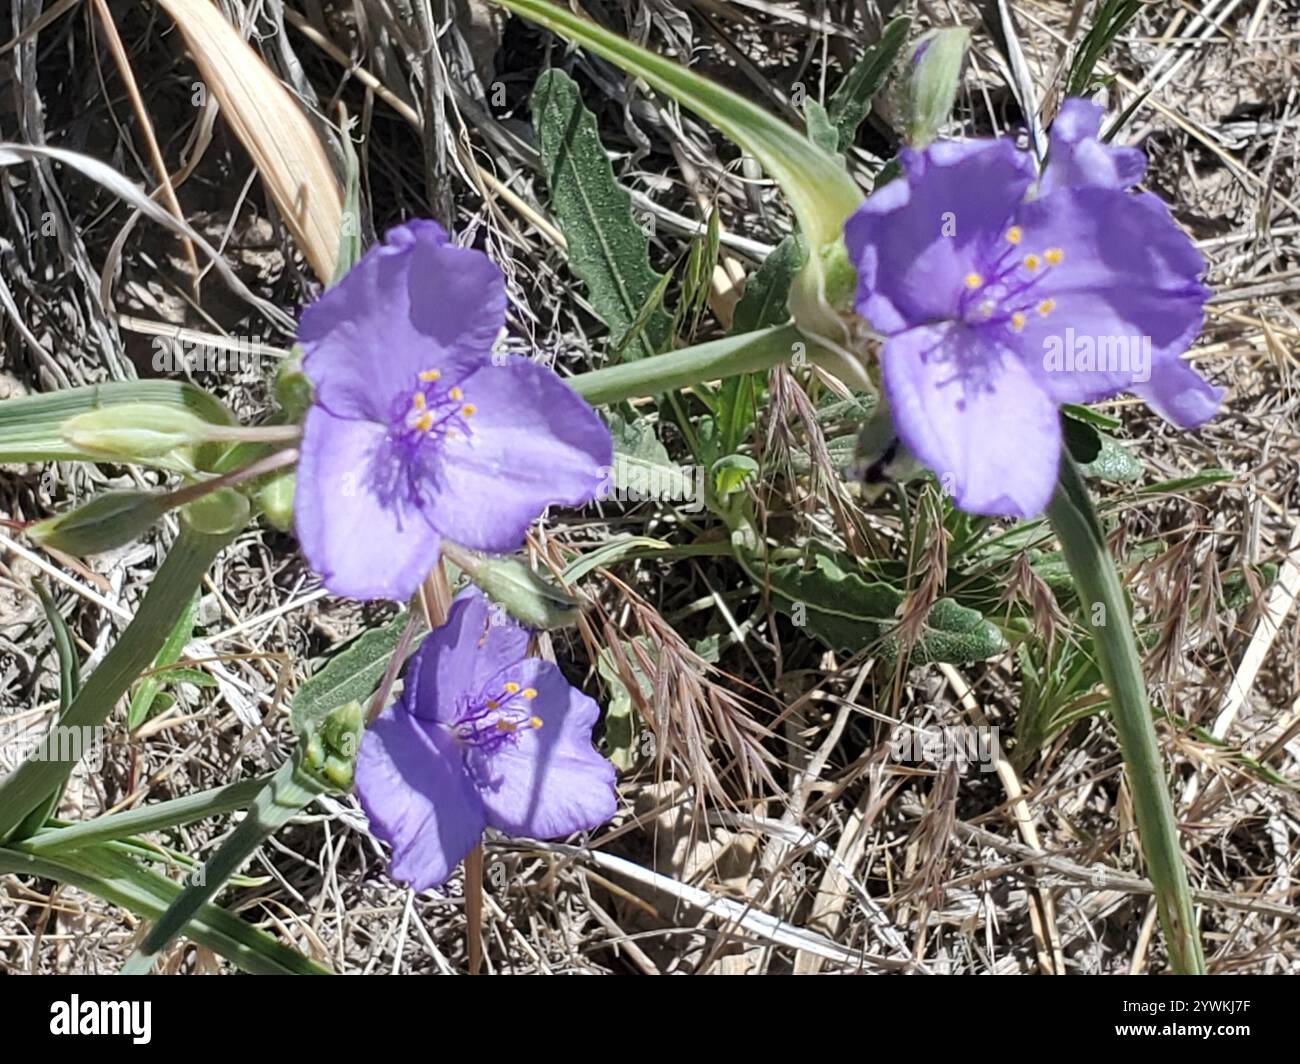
left=120, top=755, right=327, bottom=974
left=24, top=775, right=272, bottom=855
left=569, top=323, right=802, bottom=406
left=0, top=508, right=241, bottom=841
left=1046, top=454, right=1205, bottom=973
left=0, top=843, right=328, bottom=974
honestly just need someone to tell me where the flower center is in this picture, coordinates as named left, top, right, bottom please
left=369, top=368, right=480, bottom=512
left=392, top=367, right=477, bottom=446
left=448, top=680, right=542, bottom=754
left=957, top=226, right=1065, bottom=335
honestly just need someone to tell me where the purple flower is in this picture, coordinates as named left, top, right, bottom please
left=844, top=98, right=1221, bottom=518
left=355, top=588, right=617, bottom=891
left=294, top=221, right=612, bottom=601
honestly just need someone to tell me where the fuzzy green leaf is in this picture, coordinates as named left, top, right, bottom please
left=290, top=611, right=420, bottom=737
left=828, top=15, right=910, bottom=149
left=532, top=68, right=671, bottom=359
left=740, top=544, right=1006, bottom=665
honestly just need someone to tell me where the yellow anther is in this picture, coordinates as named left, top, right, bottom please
left=963, top=272, right=983, bottom=290
left=1037, top=299, right=1056, bottom=316
left=448, top=386, right=463, bottom=401
left=1023, top=254, right=1040, bottom=272
left=461, top=403, right=477, bottom=417
left=414, top=412, right=433, bottom=433
left=522, top=687, right=538, bottom=700
left=495, top=719, right=516, bottom=733
left=1005, top=226, right=1023, bottom=245
left=411, top=392, right=426, bottom=411
left=1044, top=247, right=1064, bottom=266
left=529, top=716, right=543, bottom=729
left=485, top=699, right=499, bottom=710
left=1010, top=312, right=1026, bottom=332
left=418, top=369, right=441, bottom=382
left=504, top=682, right=520, bottom=694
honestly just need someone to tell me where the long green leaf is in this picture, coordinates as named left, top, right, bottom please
left=25, top=776, right=272, bottom=855
left=0, top=843, right=328, bottom=974
left=569, top=323, right=805, bottom=406
left=120, top=754, right=328, bottom=974
left=12, top=584, right=83, bottom=837
left=1046, top=453, right=1204, bottom=973
left=0, top=380, right=233, bottom=470
left=128, top=592, right=199, bottom=730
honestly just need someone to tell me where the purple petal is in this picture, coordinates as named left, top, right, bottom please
left=1040, top=98, right=1146, bottom=194
left=845, top=139, right=1036, bottom=334
left=404, top=587, right=529, bottom=725
left=881, top=324, right=1061, bottom=518
left=1007, top=186, right=1210, bottom=406
left=420, top=357, right=612, bottom=553
left=299, top=221, right=504, bottom=422
left=469, top=659, right=617, bottom=840
left=1131, top=356, right=1223, bottom=428
left=294, top=406, right=440, bottom=601
left=355, top=703, right=486, bottom=891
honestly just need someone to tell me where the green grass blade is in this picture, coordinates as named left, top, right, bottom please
left=0, top=843, right=328, bottom=974
left=127, top=592, right=199, bottom=730
left=26, top=776, right=271, bottom=855
left=12, top=584, right=84, bottom=837
left=0, top=501, right=245, bottom=841
left=120, top=755, right=327, bottom=973
left=1066, top=0, right=1143, bottom=97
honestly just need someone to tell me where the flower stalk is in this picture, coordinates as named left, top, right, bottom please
left=569, top=323, right=809, bottom=406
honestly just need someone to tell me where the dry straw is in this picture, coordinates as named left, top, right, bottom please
left=158, top=0, right=342, bottom=282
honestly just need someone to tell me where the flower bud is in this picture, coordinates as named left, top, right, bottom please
left=456, top=549, right=582, bottom=631
left=302, top=700, right=364, bottom=792
left=255, top=471, right=296, bottom=531
left=180, top=487, right=250, bottom=537
left=28, top=491, right=171, bottom=556
left=274, top=353, right=313, bottom=422
left=61, top=403, right=215, bottom=460
left=906, top=28, right=969, bottom=147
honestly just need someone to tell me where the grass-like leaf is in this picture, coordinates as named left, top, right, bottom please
left=128, top=593, right=199, bottom=730
left=0, top=506, right=242, bottom=841
left=0, top=843, right=327, bottom=974
left=0, top=380, right=233, bottom=470
left=120, top=754, right=328, bottom=973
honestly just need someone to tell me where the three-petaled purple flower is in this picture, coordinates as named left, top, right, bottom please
left=294, top=221, right=612, bottom=601
left=355, top=588, right=617, bottom=890
left=845, top=99, right=1222, bottom=518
